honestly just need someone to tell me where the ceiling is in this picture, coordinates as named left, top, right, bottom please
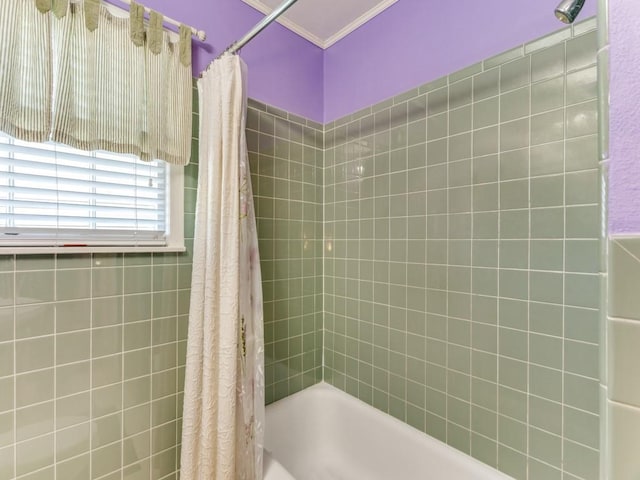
left=241, top=0, right=398, bottom=49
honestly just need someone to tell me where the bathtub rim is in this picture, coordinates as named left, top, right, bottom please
left=266, top=381, right=513, bottom=480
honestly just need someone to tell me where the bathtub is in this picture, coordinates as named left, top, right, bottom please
left=263, top=382, right=512, bottom=480
left=264, top=450, right=297, bottom=480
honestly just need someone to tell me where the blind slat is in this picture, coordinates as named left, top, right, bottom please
left=1, top=156, right=165, bottom=184
left=0, top=198, right=165, bottom=213
left=1, top=171, right=166, bottom=194
left=0, top=214, right=164, bottom=227
left=0, top=142, right=166, bottom=172
left=1, top=185, right=165, bottom=203
left=1, top=227, right=164, bottom=237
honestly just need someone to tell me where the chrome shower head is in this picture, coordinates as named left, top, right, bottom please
left=555, top=0, right=586, bottom=23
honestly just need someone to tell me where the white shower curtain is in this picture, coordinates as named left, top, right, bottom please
left=180, top=53, right=265, bottom=480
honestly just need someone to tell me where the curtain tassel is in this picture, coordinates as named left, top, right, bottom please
left=53, top=0, right=68, bottom=18
left=34, top=0, right=68, bottom=17
left=148, top=10, right=164, bottom=54
left=130, top=1, right=145, bottom=46
left=179, top=24, right=192, bottom=67
left=84, top=0, right=100, bottom=32
left=35, top=0, right=50, bottom=13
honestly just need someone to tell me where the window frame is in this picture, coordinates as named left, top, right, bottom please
left=0, top=143, right=185, bottom=255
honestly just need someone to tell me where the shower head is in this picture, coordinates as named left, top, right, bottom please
left=555, top=0, right=587, bottom=23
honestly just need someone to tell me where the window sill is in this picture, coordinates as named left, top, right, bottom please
left=0, top=246, right=187, bottom=255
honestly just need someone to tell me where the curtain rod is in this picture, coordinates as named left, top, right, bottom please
left=114, top=0, right=206, bottom=41
left=222, top=0, right=299, bottom=56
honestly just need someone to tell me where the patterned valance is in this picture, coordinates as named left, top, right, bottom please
left=0, top=0, right=193, bottom=165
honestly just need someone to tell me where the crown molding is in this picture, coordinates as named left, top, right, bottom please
left=241, top=0, right=398, bottom=49
left=322, top=0, right=397, bottom=49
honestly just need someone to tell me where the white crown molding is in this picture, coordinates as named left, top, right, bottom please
left=241, top=0, right=398, bottom=49
left=322, top=0, right=397, bottom=48
left=241, top=0, right=326, bottom=47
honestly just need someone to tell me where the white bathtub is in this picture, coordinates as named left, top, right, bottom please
left=263, top=382, right=512, bottom=480
left=264, top=450, right=297, bottom=480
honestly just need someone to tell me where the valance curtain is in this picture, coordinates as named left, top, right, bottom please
left=0, top=0, right=51, bottom=143
left=0, top=0, right=193, bottom=165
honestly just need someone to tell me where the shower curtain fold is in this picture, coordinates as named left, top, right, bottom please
left=180, top=53, right=264, bottom=480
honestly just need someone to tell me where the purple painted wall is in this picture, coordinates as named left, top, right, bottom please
left=323, top=0, right=597, bottom=123
left=102, top=0, right=640, bottom=237
left=609, top=0, right=640, bottom=234
left=107, top=0, right=324, bottom=122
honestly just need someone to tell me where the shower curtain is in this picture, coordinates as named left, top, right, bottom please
left=180, top=53, right=265, bottom=480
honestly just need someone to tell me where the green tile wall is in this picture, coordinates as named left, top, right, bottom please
left=246, top=100, right=324, bottom=404
left=0, top=20, right=604, bottom=480
left=323, top=20, right=601, bottom=480
left=0, top=82, right=324, bottom=479
left=608, top=237, right=640, bottom=479
left=0, top=84, right=199, bottom=480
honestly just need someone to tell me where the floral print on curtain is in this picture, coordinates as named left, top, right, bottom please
left=237, top=60, right=265, bottom=479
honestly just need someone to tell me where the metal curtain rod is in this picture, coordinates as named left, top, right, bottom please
left=115, top=0, right=207, bottom=41
left=224, top=0, right=299, bottom=55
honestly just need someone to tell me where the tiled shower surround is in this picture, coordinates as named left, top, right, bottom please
left=246, top=101, right=325, bottom=404
left=324, top=21, right=601, bottom=480
left=0, top=83, right=325, bottom=478
left=0, top=20, right=604, bottom=480
left=608, top=237, right=640, bottom=478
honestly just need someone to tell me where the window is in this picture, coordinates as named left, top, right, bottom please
left=0, top=131, right=184, bottom=252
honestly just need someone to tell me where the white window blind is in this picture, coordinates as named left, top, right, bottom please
left=0, top=131, right=173, bottom=247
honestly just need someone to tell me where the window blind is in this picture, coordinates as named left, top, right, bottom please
left=0, top=131, right=168, bottom=247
